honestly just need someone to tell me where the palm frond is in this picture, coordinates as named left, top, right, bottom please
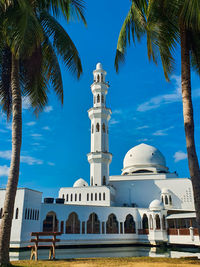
left=190, top=30, right=200, bottom=76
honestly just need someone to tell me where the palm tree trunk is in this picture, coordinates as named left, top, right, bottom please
left=180, top=25, right=200, bottom=235
left=0, top=54, right=22, bottom=266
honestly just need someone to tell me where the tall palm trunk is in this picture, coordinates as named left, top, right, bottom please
left=180, top=25, right=200, bottom=234
left=0, top=54, right=22, bottom=266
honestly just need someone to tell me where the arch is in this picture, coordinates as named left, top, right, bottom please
left=43, top=211, right=58, bottom=232
left=92, top=124, right=94, bottom=133
left=96, top=123, right=100, bottom=132
left=162, top=215, right=166, bottom=230
left=124, top=214, right=136, bottom=233
left=149, top=215, right=153, bottom=230
left=102, top=123, right=106, bottom=133
left=97, top=94, right=100, bottom=103
left=101, top=94, right=104, bottom=103
left=169, top=195, right=172, bottom=205
left=103, top=176, right=106, bottom=185
left=97, top=74, right=100, bottom=82
left=155, top=214, right=161, bottom=230
left=66, top=212, right=80, bottom=234
left=142, top=214, right=148, bottom=229
left=165, top=195, right=168, bottom=205
left=87, top=213, right=100, bottom=234
left=0, top=208, right=3, bottom=219
left=106, top=214, right=119, bottom=234
left=103, top=192, right=106, bottom=200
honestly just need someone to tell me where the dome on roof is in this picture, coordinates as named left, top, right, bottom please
left=122, top=143, right=168, bottom=175
left=73, top=178, right=88, bottom=188
left=149, top=199, right=164, bottom=211
left=96, top=62, right=102, bottom=70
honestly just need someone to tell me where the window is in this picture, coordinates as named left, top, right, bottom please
left=97, top=94, right=100, bottom=103
left=87, top=193, right=89, bottom=201
left=60, top=221, right=64, bottom=234
left=120, top=222, right=123, bottom=234
left=32, top=210, right=35, bottom=220
left=43, top=212, right=58, bottom=232
left=155, top=214, right=161, bottom=230
left=142, top=214, right=148, bottom=230
left=35, top=210, right=37, bottom=220
left=27, top=209, right=30, bottom=220
left=66, top=212, right=80, bottom=234
left=99, top=193, right=101, bottom=201
left=71, top=194, right=73, bottom=201
left=82, top=221, right=85, bottom=234
left=95, top=193, right=97, bottom=201
left=102, top=222, right=105, bottom=234
left=124, top=214, right=136, bottom=233
left=87, top=213, right=100, bottom=234
left=66, top=194, right=68, bottom=202
left=30, top=209, right=32, bottom=220
left=97, top=75, right=100, bottom=82
left=102, top=123, right=106, bottom=133
left=37, top=210, right=40, bottom=220
left=169, top=195, right=172, bottom=205
left=165, top=195, right=168, bottom=205
left=162, top=215, right=166, bottom=230
left=79, top=193, right=81, bottom=201
left=75, top=194, right=77, bottom=201
left=101, top=73, right=104, bottom=82
left=161, top=196, right=164, bottom=203
left=103, top=192, right=105, bottom=201
left=92, top=124, right=94, bottom=133
left=96, top=123, right=100, bottom=132
left=91, top=193, right=93, bottom=201
left=103, top=176, right=106, bottom=185
left=106, top=214, right=119, bottom=234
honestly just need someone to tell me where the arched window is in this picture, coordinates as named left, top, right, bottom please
left=43, top=212, right=58, bottom=232
left=87, top=193, right=89, bottom=201
left=99, top=193, right=101, bottom=201
left=0, top=208, right=3, bottom=219
left=87, top=213, right=100, bottom=234
left=149, top=215, right=153, bottom=230
left=103, top=176, right=106, bottom=185
left=95, top=193, right=97, bottom=201
left=25, top=208, right=27, bottom=220
left=101, top=94, right=104, bottom=103
left=103, top=192, right=106, bottom=200
left=91, top=193, right=93, bottom=201
left=165, top=195, right=168, bottom=205
left=102, top=123, right=106, bottom=133
left=35, top=210, right=37, bottom=220
left=155, top=214, right=161, bottom=230
left=162, top=215, right=166, bottom=230
left=161, top=196, right=164, bottom=203
left=66, top=194, right=68, bottom=202
left=124, top=214, right=136, bottom=233
left=97, top=94, right=100, bottom=103
left=106, top=214, right=119, bottom=234
left=30, top=209, right=32, bottom=220
left=71, top=194, right=73, bottom=201
left=101, top=73, right=104, bottom=82
left=75, top=194, right=77, bottom=201
left=169, top=195, right=172, bottom=205
left=32, top=210, right=35, bottom=220
left=96, top=123, right=100, bottom=132
left=92, top=124, right=94, bottom=133
left=79, top=193, right=81, bottom=201
left=37, top=210, right=40, bottom=220
left=66, top=212, right=80, bottom=234
left=142, top=214, right=148, bottom=229
left=97, top=75, right=100, bottom=82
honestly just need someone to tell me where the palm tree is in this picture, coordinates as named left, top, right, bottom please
left=115, top=0, right=200, bottom=231
left=0, top=1, right=86, bottom=265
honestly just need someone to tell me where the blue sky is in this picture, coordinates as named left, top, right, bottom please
left=0, top=0, right=200, bottom=198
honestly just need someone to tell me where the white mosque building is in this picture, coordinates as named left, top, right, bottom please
left=0, top=63, right=199, bottom=248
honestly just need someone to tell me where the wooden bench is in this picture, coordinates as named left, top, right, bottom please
left=30, top=232, right=61, bottom=261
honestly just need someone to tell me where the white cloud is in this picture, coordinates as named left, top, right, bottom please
left=153, top=126, right=174, bottom=136
left=43, top=126, right=50, bottom=131
left=0, top=165, right=9, bottom=177
left=137, top=75, right=182, bottom=112
left=0, top=150, right=43, bottom=165
left=26, top=121, right=36, bottom=126
left=173, top=151, right=187, bottom=162
left=136, top=125, right=149, bottom=130
left=47, top=162, right=55, bottom=166
left=112, top=109, right=122, bottom=114
left=31, top=133, right=42, bottom=138
left=44, top=106, right=53, bottom=113
left=137, top=138, right=149, bottom=142
left=0, top=129, right=8, bottom=133
left=109, top=119, right=120, bottom=125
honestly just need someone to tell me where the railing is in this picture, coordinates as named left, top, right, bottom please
left=168, top=228, right=199, bottom=236
left=138, top=229, right=149, bottom=235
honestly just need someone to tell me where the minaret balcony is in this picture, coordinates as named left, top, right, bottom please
left=87, top=151, right=112, bottom=163
left=88, top=107, right=111, bottom=120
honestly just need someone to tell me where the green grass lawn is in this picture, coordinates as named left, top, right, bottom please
left=11, top=257, right=200, bottom=267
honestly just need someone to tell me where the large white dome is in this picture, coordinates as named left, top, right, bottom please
left=149, top=199, right=164, bottom=211
left=73, top=178, right=88, bottom=187
left=122, top=143, right=168, bottom=175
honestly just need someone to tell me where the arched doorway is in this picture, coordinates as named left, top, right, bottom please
left=155, top=214, right=161, bottom=229
left=66, top=212, right=80, bottom=234
left=43, top=212, right=58, bottom=232
left=124, top=214, right=136, bottom=233
left=142, top=214, right=149, bottom=229
left=87, top=213, right=100, bottom=234
left=106, top=214, right=119, bottom=234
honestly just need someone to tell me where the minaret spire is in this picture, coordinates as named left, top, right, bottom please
left=87, top=63, right=112, bottom=186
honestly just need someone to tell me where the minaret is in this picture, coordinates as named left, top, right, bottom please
left=87, top=63, right=112, bottom=186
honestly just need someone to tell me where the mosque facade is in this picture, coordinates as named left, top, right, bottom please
left=0, top=63, right=199, bottom=248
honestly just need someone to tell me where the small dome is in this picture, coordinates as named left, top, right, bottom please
left=73, top=178, right=88, bottom=188
left=149, top=199, right=164, bottom=211
left=96, top=62, right=102, bottom=70
left=161, top=188, right=170, bottom=194
left=122, top=143, right=168, bottom=175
